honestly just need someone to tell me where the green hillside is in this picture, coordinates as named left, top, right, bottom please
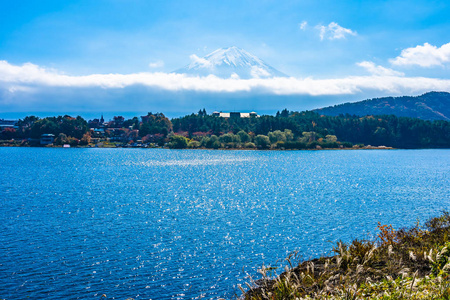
left=315, top=92, right=450, bottom=121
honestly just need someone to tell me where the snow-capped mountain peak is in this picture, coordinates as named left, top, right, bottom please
left=175, top=46, right=287, bottom=79
left=203, top=46, right=263, bottom=68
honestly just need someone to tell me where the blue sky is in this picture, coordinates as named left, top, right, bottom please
left=1, top=0, right=450, bottom=118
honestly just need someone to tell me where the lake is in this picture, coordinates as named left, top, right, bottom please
left=0, top=148, right=449, bottom=299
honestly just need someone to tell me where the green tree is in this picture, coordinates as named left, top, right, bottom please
left=255, top=135, right=271, bottom=149
left=324, top=135, right=337, bottom=143
left=55, top=133, right=68, bottom=145
left=205, top=135, right=219, bottom=148
left=168, top=135, right=188, bottom=149
left=284, top=129, right=294, bottom=141
left=188, top=140, right=201, bottom=148
left=268, top=130, right=287, bottom=144
left=123, top=117, right=140, bottom=129
left=219, top=133, right=240, bottom=145
left=140, top=112, right=172, bottom=137
left=237, top=130, right=251, bottom=143
left=300, top=131, right=317, bottom=143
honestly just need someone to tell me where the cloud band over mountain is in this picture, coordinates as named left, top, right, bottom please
left=2, top=60, right=450, bottom=97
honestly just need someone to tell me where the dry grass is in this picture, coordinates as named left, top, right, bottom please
left=241, top=212, right=450, bottom=300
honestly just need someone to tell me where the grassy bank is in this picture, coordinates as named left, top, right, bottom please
left=241, top=212, right=450, bottom=300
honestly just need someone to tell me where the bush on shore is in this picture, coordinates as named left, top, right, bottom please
left=241, top=212, right=450, bottom=300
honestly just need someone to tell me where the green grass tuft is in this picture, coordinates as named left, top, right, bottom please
left=241, top=211, right=450, bottom=300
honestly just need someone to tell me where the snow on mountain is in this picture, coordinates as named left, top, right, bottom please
left=175, top=46, right=288, bottom=79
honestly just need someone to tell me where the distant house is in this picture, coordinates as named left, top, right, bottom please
left=241, top=112, right=258, bottom=118
left=212, top=112, right=230, bottom=118
left=91, top=128, right=105, bottom=136
left=88, top=114, right=105, bottom=129
left=40, top=134, right=55, bottom=145
left=0, top=119, right=19, bottom=130
left=212, top=111, right=259, bottom=118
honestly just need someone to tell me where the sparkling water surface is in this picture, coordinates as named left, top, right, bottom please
left=0, top=148, right=449, bottom=299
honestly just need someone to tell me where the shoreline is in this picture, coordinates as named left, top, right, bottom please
left=242, top=212, right=450, bottom=299
left=0, top=144, right=400, bottom=150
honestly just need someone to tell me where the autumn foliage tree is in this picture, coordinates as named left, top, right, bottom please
left=16, top=115, right=88, bottom=139
left=1, top=127, right=16, bottom=139
left=139, top=112, right=172, bottom=137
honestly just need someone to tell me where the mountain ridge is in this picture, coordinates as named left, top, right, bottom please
left=175, top=46, right=287, bottom=79
left=314, top=91, right=450, bottom=121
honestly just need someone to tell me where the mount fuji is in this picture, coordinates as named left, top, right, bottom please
left=175, top=46, right=288, bottom=79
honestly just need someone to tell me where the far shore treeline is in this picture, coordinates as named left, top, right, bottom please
left=1, top=109, right=449, bottom=149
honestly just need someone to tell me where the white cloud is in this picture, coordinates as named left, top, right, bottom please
left=230, top=72, right=240, bottom=79
left=148, top=60, right=164, bottom=68
left=390, top=42, right=450, bottom=67
left=316, top=22, right=357, bottom=40
left=189, top=54, right=212, bottom=69
left=357, top=61, right=404, bottom=76
left=0, top=60, right=449, bottom=97
left=299, top=21, right=308, bottom=30
left=250, top=66, right=271, bottom=78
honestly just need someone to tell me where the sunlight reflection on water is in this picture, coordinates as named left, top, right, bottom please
left=0, top=148, right=448, bottom=299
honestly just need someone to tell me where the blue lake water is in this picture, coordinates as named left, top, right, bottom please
left=0, top=148, right=449, bottom=299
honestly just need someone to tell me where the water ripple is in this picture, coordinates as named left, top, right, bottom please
left=0, top=148, right=449, bottom=299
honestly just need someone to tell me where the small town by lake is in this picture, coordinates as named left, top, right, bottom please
left=0, top=148, right=448, bottom=299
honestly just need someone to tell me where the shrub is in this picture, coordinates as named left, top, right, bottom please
left=237, top=130, right=251, bottom=143
left=431, top=242, right=450, bottom=276
left=187, top=141, right=201, bottom=148
left=268, top=130, right=286, bottom=144
left=242, top=212, right=450, bottom=300
left=168, top=135, right=188, bottom=149
left=283, top=141, right=307, bottom=149
left=255, top=135, right=271, bottom=149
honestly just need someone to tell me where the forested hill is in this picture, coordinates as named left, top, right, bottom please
left=314, top=92, right=450, bottom=121
left=2, top=110, right=450, bottom=149
left=172, top=110, right=450, bottom=149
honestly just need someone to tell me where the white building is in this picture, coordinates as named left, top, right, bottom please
left=212, top=111, right=258, bottom=118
